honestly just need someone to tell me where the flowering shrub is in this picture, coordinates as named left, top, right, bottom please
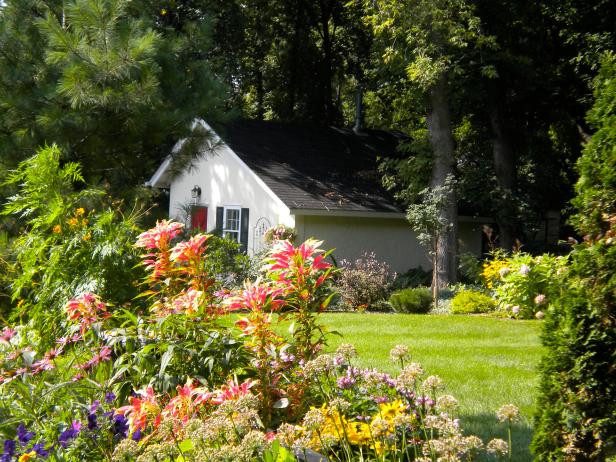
left=264, top=224, right=297, bottom=244
left=489, top=253, right=568, bottom=319
left=337, top=252, right=394, bottom=311
left=1, top=146, right=142, bottom=340
left=0, top=212, right=526, bottom=461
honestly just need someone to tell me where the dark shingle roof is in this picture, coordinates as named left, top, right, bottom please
left=216, top=120, right=407, bottom=213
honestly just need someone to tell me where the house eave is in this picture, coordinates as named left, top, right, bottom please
left=289, top=208, right=406, bottom=219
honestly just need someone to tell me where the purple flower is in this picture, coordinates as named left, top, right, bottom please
left=105, top=392, right=116, bottom=404
left=16, top=424, right=35, bottom=445
left=90, top=400, right=100, bottom=413
left=87, top=413, right=98, bottom=431
left=58, top=421, right=82, bottom=447
left=132, top=429, right=142, bottom=442
left=112, top=415, right=129, bottom=438
left=30, top=442, right=50, bottom=458
left=2, top=440, right=16, bottom=458
left=337, top=375, right=356, bottom=389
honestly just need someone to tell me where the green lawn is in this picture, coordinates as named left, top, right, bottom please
left=320, top=313, right=543, bottom=462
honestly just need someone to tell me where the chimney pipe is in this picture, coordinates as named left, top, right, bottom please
left=353, top=86, right=363, bottom=134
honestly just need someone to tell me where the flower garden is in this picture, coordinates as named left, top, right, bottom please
left=0, top=209, right=530, bottom=462
left=0, top=137, right=614, bottom=461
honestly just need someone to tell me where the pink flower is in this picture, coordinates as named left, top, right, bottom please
left=512, top=305, right=520, bottom=315
left=211, top=378, right=256, bottom=405
left=162, top=379, right=212, bottom=427
left=170, top=234, right=209, bottom=263
left=135, top=220, right=184, bottom=250
left=519, top=264, right=530, bottom=276
left=1, top=327, right=16, bottom=342
left=116, top=386, right=161, bottom=433
left=534, top=294, right=546, bottom=305
left=171, top=289, right=203, bottom=315
left=266, top=239, right=332, bottom=283
left=64, top=293, right=110, bottom=331
left=224, top=280, right=286, bottom=313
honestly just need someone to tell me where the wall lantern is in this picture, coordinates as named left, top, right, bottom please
left=191, top=185, right=202, bottom=200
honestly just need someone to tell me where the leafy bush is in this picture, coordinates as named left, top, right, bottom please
left=1, top=146, right=143, bottom=340
left=389, top=287, right=432, bottom=313
left=391, top=265, right=432, bottom=290
left=337, top=252, right=394, bottom=311
left=489, top=252, right=568, bottom=319
left=451, top=290, right=496, bottom=314
left=532, top=54, right=616, bottom=461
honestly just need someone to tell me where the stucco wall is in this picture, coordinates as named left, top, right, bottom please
left=168, top=145, right=293, bottom=252
left=295, top=215, right=484, bottom=273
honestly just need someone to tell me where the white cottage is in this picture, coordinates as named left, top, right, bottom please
left=147, top=119, right=485, bottom=273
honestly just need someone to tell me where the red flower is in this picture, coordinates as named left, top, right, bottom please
left=224, top=280, right=286, bottom=313
left=116, top=386, right=161, bottom=433
left=64, top=293, right=110, bottom=331
left=170, top=234, right=209, bottom=263
left=135, top=220, right=184, bottom=250
left=211, top=378, right=256, bottom=405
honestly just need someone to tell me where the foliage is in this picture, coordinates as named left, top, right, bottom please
left=264, top=224, right=297, bottom=245
left=0, top=0, right=225, bottom=194
left=406, top=178, right=455, bottom=297
left=532, top=53, right=616, bottom=461
left=391, top=266, right=432, bottom=291
left=201, top=234, right=252, bottom=289
left=1, top=146, right=143, bottom=340
left=336, top=252, right=394, bottom=311
left=389, top=287, right=432, bottom=314
left=487, top=253, right=569, bottom=320
left=451, top=290, right=496, bottom=314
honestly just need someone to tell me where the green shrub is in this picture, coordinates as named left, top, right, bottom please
left=389, top=287, right=432, bottom=313
left=391, top=266, right=432, bottom=290
left=532, top=54, right=616, bottom=460
left=451, top=290, right=496, bottom=314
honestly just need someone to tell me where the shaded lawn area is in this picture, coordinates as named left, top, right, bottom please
left=320, top=313, right=543, bottom=462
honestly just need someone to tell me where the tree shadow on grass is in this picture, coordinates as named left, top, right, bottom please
left=460, top=414, right=534, bottom=462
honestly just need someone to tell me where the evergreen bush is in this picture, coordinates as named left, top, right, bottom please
left=389, top=287, right=432, bottom=313
left=532, top=53, right=616, bottom=460
left=451, top=290, right=496, bottom=314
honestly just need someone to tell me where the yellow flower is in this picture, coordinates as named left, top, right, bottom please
left=81, top=219, right=89, bottom=226
left=19, top=451, right=36, bottom=462
left=345, top=421, right=371, bottom=445
left=83, top=232, right=92, bottom=241
left=75, top=207, right=85, bottom=216
left=378, top=399, right=406, bottom=421
left=481, top=259, right=509, bottom=289
left=53, top=225, right=62, bottom=234
left=160, top=8, right=167, bottom=15
left=67, top=217, right=78, bottom=227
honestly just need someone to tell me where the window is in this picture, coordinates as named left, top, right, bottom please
left=222, top=206, right=241, bottom=242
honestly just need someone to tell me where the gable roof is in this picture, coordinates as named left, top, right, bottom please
left=217, top=120, right=407, bottom=214
left=148, top=119, right=408, bottom=214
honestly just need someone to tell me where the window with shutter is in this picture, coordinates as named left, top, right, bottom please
left=222, top=206, right=241, bottom=242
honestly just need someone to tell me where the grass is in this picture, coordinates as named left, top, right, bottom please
left=319, top=313, right=543, bottom=462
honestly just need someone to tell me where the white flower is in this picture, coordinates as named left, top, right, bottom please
left=519, top=264, right=530, bottom=276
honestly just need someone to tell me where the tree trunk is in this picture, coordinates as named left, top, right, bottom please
left=426, top=74, right=458, bottom=288
left=318, top=0, right=334, bottom=124
left=488, top=88, right=517, bottom=250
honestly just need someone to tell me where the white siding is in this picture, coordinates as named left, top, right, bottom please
left=168, top=144, right=293, bottom=253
